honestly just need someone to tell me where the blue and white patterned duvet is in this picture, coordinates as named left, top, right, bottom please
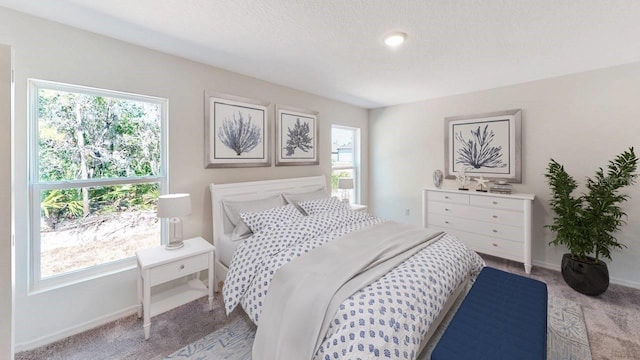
left=223, top=210, right=484, bottom=360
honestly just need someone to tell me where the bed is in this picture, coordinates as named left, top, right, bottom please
left=209, top=176, right=484, bottom=360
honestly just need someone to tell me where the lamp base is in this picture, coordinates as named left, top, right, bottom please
left=165, top=241, right=184, bottom=250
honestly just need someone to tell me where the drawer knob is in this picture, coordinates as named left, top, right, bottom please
left=444, top=208, right=449, bottom=211
left=492, top=229, right=498, bottom=233
left=492, top=201, right=498, bottom=205
left=179, top=264, right=185, bottom=270
left=492, top=243, right=498, bottom=247
left=444, top=221, right=450, bottom=224
left=445, top=196, right=449, bottom=199
left=492, top=215, right=498, bottom=219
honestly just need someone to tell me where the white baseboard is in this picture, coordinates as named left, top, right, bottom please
left=532, top=259, right=640, bottom=290
left=14, top=305, right=138, bottom=353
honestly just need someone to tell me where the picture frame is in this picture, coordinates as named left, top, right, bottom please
left=275, top=105, right=319, bottom=166
left=204, top=91, right=271, bottom=168
left=444, top=109, right=522, bottom=183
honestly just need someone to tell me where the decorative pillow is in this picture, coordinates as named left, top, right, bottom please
left=240, top=204, right=303, bottom=234
left=282, top=188, right=329, bottom=215
left=298, top=196, right=349, bottom=215
left=222, top=195, right=286, bottom=241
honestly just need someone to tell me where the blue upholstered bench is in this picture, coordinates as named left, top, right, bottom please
left=431, top=267, right=548, bottom=360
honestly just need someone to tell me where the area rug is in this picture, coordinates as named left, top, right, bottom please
left=164, top=295, right=591, bottom=360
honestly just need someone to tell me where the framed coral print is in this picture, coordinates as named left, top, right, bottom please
left=275, top=105, right=319, bottom=166
left=444, top=109, right=522, bottom=182
left=205, top=91, right=271, bottom=168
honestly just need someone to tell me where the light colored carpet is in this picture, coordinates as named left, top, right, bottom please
left=16, top=254, right=639, bottom=360
left=163, top=293, right=590, bottom=360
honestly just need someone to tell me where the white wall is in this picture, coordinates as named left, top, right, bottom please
left=370, top=62, right=640, bottom=289
left=0, top=7, right=369, bottom=349
left=0, top=43, right=14, bottom=359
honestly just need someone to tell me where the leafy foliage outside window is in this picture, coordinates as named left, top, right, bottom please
left=285, top=118, right=313, bottom=156
left=217, top=111, right=261, bottom=155
left=32, top=81, right=165, bottom=280
left=455, top=125, right=506, bottom=169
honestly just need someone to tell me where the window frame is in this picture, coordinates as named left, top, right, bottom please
left=28, top=79, right=168, bottom=292
left=331, top=125, right=361, bottom=203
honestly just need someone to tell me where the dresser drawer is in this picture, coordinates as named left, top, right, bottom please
left=427, top=201, right=474, bottom=218
left=149, top=253, right=209, bottom=286
left=470, top=196, right=523, bottom=211
left=427, top=191, right=469, bottom=205
left=461, top=233, right=523, bottom=260
left=428, top=213, right=523, bottom=242
left=428, top=201, right=522, bottom=227
left=474, top=207, right=524, bottom=227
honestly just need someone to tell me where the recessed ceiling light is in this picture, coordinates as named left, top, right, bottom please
left=384, top=32, right=407, bottom=47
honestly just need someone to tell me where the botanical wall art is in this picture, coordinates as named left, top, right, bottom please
left=444, top=109, right=522, bottom=182
left=205, top=91, right=271, bottom=168
left=275, top=105, right=319, bottom=166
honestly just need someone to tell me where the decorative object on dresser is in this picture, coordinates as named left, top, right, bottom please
left=489, top=179, right=513, bottom=194
left=422, top=187, right=535, bottom=273
left=455, top=167, right=471, bottom=190
left=275, top=105, right=319, bottom=166
left=136, top=237, right=215, bottom=339
left=444, top=109, right=522, bottom=182
left=157, top=193, right=192, bottom=250
left=433, top=169, right=444, bottom=188
left=474, top=176, right=489, bottom=192
left=545, top=147, right=638, bottom=296
left=204, top=91, right=271, bottom=168
left=337, top=177, right=354, bottom=204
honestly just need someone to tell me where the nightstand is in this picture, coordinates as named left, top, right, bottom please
left=350, top=204, right=367, bottom=212
left=136, top=237, right=215, bottom=339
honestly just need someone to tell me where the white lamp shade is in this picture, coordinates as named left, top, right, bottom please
left=338, top=178, right=354, bottom=190
left=157, top=193, right=191, bottom=218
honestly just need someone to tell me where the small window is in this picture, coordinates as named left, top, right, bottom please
left=29, top=79, right=167, bottom=289
left=331, top=125, right=360, bottom=203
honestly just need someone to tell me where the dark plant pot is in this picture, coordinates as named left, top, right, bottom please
left=561, top=253, right=609, bottom=296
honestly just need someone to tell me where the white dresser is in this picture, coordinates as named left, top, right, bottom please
left=422, top=188, right=535, bottom=274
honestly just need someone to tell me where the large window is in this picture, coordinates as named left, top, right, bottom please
left=29, top=80, right=167, bottom=289
left=331, top=125, right=360, bottom=202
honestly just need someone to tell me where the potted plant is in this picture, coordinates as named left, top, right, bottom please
left=545, top=147, right=638, bottom=295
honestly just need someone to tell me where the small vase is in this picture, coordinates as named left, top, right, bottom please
left=433, top=170, right=443, bottom=188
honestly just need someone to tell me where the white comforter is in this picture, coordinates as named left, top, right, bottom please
left=223, top=210, right=484, bottom=360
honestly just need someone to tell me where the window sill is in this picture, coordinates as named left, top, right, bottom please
left=29, top=257, right=137, bottom=295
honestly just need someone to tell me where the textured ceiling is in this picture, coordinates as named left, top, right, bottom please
left=2, top=0, right=640, bottom=108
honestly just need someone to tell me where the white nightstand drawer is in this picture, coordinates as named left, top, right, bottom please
left=150, top=253, right=209, bottom=287
left=428, top=191, right=469, bottom=205
left=470, top=196, right=523, bottom=211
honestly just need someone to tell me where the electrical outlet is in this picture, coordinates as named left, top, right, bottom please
left=405, top=208, right=410, bottom=216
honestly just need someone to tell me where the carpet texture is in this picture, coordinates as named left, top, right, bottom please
left=16, top=255, right=639, bottom=360
left=162, top=294, right=590, bottom=360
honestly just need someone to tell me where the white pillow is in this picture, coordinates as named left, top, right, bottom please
left=299, top=196, right=349, bottom=215
left=282, top=188, right=329, bottom=215
left=222, top=195, right=286, bottom=241
left=240, top=204, right=303, bottom=233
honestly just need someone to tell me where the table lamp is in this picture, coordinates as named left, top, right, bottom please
left=157, top=193, right=191, bottom=250
left=337, top=178, right=354, bottom=204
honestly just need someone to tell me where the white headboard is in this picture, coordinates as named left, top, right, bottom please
left=209, top=175, right=327, bottom=289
